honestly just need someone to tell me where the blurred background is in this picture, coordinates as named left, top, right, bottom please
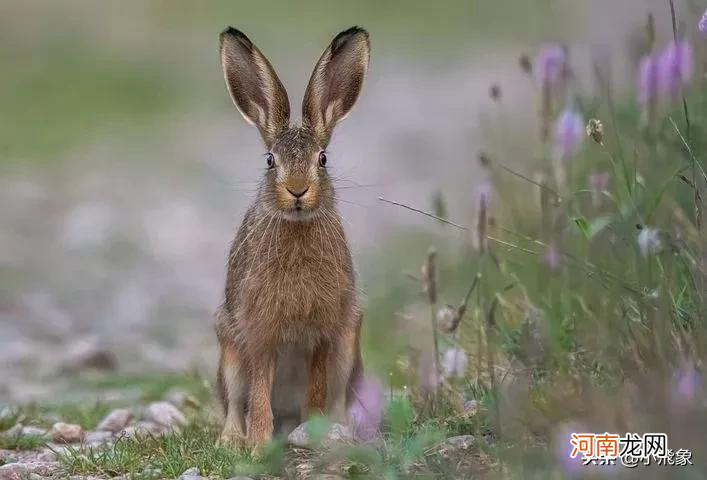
left=0, top=0, right=687, bottom=403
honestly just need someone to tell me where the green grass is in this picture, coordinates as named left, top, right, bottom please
left=0, top=40, right=181, bottom=163
left=53, top=402, right=114, bottom=431
left=51, top=389, right=492, bottom=479
left=1, top=402, right=113, bottom=431
left=79, top=371, right=212, bottom=404
left=0, top=434, right=47, bottom=451
left=55, top=415, right=286, bottom=479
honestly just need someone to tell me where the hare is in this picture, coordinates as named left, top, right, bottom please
left=214, top=26, right=370, bottom=449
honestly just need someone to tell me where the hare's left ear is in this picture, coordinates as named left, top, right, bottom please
left=220, top=27, right=291, bottom=148
left=302, top=27, right=370, bottom=146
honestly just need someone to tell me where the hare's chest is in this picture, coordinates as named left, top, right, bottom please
left=242, top=252, right=349, bottom=332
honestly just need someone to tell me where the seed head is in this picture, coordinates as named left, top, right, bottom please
left=489, top=83, right=502, bottom=101
left=519, top=54, right=533, bottom=75
left=478, top=152, right=491, bottom=168
left=646, top=13, right=655, bottom=48
left=699, top=9, right=707, bottom=34
left=436, top=305, right=458, bottom=333
left=475, top=183, right=492, bottom=252
left=586, top=118, right=604, bottom=145
left=638, top=54, right=659, bottom=106
left=422, top=248, right=437, bottom=304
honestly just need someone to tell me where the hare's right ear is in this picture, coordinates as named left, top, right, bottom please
left=220, top=27, right=290, bottom=148
left=302, top=27, right=370, bottom=146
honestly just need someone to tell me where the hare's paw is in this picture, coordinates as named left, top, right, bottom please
left=219, top=426, right=246, bottom=450
left=245, top=427, right=274, bottom=456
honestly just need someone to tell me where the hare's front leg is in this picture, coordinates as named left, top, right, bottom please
left=217, top=341, right=248, bottom=448
left=246, top=348, right=276, bottom=449
left=303, top=341, right=329, bottom=419
left=326, top=322, right=361, bottom=423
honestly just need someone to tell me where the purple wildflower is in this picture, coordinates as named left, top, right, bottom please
left=699, top=9, right=707, bottom=33
left=348, top=376, right=384, bottom=441
left=554, top=109, right=584, bottom=159
left=441, top=348, right=468, bottom=379
left=658, top=40, right=694, bottom=99
left=671, top=365, right=701, bottom=408
left=534, top=45, right=566, bottom=88
left=419, top=356, right=441, bottom=392
left=554, top=423, right=585, bottom=476
left=544, top=244, right=561, bottom=271
left=589, top=172, right=610, bottom=192
left=475, top=183, right=492, bottom=209
left=589, top=172, right=610, bottom=208
left=638, top=54, right=659, bottom=106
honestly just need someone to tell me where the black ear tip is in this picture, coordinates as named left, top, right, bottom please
left=333, top=26, right=369, bottom=45
left=220, top=27, right=253, bottom=48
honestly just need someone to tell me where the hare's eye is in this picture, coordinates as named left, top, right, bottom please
left=318, top=152, right=327, bottom=168
left=265, top=153, right=275, bottom=169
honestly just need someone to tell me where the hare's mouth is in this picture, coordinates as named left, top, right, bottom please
left=282, top=208, right=317, bottom=222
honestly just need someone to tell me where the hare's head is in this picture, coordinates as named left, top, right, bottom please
left=220, top=27, right=369, bottom=221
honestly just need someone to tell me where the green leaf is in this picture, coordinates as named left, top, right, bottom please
left=573, top=217, right=590, bottom=239
left=587, top=216, right=613, bottom=238
left=386, top=397, right=414, bottom=439
left=305, top=415, right=331, bottom=446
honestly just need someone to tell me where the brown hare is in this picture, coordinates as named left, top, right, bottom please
left=214, top=26, right=370, bottom=449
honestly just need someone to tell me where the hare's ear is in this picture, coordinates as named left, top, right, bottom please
left=302, top=27, right=370, bottom=146
left=220, top=27, right=290, bottom=148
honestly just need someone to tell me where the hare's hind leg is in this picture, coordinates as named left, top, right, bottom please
left=218, top=341, right=248, bottom=448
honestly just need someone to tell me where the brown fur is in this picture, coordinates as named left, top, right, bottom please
left=215, top=26, right=370, bottom=449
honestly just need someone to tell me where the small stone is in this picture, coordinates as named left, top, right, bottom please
left=177, top=466, right=209, bottom=480
left=445, top=435, right=475, bottom=449
left=179, top=467, right=199, bottom=477
left=141, top=466, right=162, bottom=478
left=287, top=422, right=353, bottom=449
left=84, top=430, right=113, bottom=445
left=462, top=400, right=479, bottom=415
left=0, top=406, right=13, bottom=425
left=96, top=409, right=133, bottom=433
left=438, top=435, right=475, bottom=459
left=119, top=421, right=166, bottom=439
left=144, top=402, right=186, bottom=428
left=60, top=339, right=117, bottom=373
left=43, top=444, right=71, bottom=458
left=0, top=461, right=60, bottom=480
left=164, top=388, right=200, bottom=409
left=34, top=450, right=56, bottom=462
left=21, top=426, right=48, bottom=437
left=2, top=424, right=49, bottom=439
left=49, top=423, right=83, bottom=443
left=2, top=424, right=22, bottom=437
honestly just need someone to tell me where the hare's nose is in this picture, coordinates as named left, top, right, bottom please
left=287, top=186, right=309, bottom=198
